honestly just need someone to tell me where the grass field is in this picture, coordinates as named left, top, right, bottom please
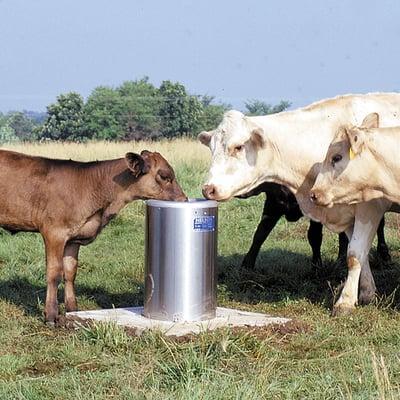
left=2, top=140, right=400, bottom=399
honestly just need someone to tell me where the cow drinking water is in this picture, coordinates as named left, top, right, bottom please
left=0, top=149, right=186, bottom=325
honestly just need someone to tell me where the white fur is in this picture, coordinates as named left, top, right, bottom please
left=201, top=93, right=400, bottom=312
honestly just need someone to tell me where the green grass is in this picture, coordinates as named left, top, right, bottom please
left=2, top=148, right=400, bottom=399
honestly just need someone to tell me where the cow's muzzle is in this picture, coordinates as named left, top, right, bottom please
left=310, top=189, right=332, bottom=207
left=202, top=184, right=217, bottom=200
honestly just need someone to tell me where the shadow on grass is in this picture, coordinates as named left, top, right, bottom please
left=0, top=248, right=399, bottom=320
left=0, top=277, right=144, bottom=318
left=217, top=249, right=339, bottom=307
left=217, top=248, right=400, bottom=309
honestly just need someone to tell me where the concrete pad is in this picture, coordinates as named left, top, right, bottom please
left=67, top=307, right=290, bottom=337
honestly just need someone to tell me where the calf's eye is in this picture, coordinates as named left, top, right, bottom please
left=331, top=154, right=342, bottom=166
left=158, top=171, right=172, bottom=183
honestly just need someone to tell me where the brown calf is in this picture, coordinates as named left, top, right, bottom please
left=0, top=149, right=186, bottom=324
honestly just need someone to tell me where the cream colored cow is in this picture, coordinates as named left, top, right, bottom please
left=311, top=113, right=400, bottom=206
left=199, top=93, right=400, bottom=315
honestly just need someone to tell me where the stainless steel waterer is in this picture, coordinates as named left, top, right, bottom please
left=143, top=199, right=218, bottom=322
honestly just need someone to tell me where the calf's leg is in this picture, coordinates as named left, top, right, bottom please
left=332, top=201, right=387, bottom=316
left=376, top=217, right=390, bottom=262
left=307, top=220, right=323, bottom=269
left=43, top=234, right=67, bottom=325
left=241, top=200, right=282, bottom=269
left=63, top=243, right=80, bottom=312
left=337, top=232, right=348, bottom=261
left=337, top=230, right=375, bottom=305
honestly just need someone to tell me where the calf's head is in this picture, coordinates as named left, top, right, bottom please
left=123, top=150, right=187, bottom=201
left=199, top=110, right=266, bottom=201
left=310, top=113, right=379, bottom=207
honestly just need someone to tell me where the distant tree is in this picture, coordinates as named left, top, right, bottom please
left=84, top=86, right=123, bottom=140
left=117, top=77, right=162, bottom=139
left=84, top=78, right=162, bottom=140
left=23, top=110, right=47, bottom=125
left=244, top=99, right=291, bottom=116
left=0, top=124, right=19, bottom=143
left=7, top=111, right=35, bottom=140
left=39, top=92, right=87, bottom=141
left=195, top=95, right=231, bottom=132
left=158, top=80, right=203, bottom=137
left=0, top=113, right=7, bottom=130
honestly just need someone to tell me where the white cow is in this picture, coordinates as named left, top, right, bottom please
left=199, top=93, right=400, bottom=315
left=311, top=113, right=400, bottom=206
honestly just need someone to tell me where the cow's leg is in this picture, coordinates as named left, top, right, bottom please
left=376, top=217, right=390, bottom=262
left=63, top=243, right=80, bottom=312
left=332, top=202, right=386, bottom=316
left=307, top=220, right=323, bottom=270
left=241, top=211, right=281, bottom=268
left=43, top=234, right=67, bottom=325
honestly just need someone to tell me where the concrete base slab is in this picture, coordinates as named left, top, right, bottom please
left=67, top=307, right=290, bottom=337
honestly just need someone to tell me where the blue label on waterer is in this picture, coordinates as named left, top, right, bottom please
left=193, top=216, right=215, bottom=232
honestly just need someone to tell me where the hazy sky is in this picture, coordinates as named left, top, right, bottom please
left=0, top=0, right=399, bottom=112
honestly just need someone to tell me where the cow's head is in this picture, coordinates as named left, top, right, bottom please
left=123, top=150, right=187, bottom=201
left=310, top=113, right=379, bottom=207
left=199, top=110, right=266, bottom=201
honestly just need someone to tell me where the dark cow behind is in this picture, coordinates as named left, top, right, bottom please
left=0, top=149, right=186, bottom=325
left=238, top=182, right=389, bottom=271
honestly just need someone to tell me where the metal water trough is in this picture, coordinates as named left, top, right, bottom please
left=143, top=199, right=218, bottom=322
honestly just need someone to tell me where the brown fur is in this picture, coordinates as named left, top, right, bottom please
left=347, top=256, right=359, bottom=269
left=0, top=149, right=186, bottom=324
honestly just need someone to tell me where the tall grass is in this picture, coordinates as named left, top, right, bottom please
left=2, top=138, right=209, bottom=166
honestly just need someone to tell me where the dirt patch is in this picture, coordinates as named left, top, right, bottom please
left=24, top=360, right=65, bottom=376
left=58, top=314, right=139, bottom=336
left=157, top=319, right=309, bottom=343
left=60, top=314, right=309, bottom=343
left=56, top=314, right=92, bottom=330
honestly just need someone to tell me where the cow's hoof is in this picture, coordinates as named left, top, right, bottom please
left=358, top=289, right=376, bottom=306
left=311, top=258, right=324, bottom=277
left=332, top=304, right=355, bottom=317
left=65, top=303, right=78, bottom=313
left=45, top=320, right=57, bottom=328
left=240, top=258, right=256, bottom=270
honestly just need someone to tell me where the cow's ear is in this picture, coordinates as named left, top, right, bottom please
left=250, top=127, right=265, bottom=148
left=244, top=117, right=265, bottom=149
left=360, top=113, right=379, bottom=129
left=125, top=152, right=149, bottom=178
left=198, top=131, right=212, bottom=146
left=344, top=127, right=365, bottom=157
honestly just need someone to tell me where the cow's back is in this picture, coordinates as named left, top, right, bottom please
left=300, top=92, right=400, bottom=127
left=0, top=150, right=101, bottom=233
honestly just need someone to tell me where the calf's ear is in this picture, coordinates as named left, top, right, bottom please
left=360, top=113, right=379, bottom=129
left=345, top=113, right=377, bottom=157
left=125, top=152, right=150, bottom=178
left=344, top=127, right=365, bottom=156
left=198, top=131, right=212, bottom=146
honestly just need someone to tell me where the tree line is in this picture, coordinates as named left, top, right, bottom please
left=0, top=77, right=290, bottom=142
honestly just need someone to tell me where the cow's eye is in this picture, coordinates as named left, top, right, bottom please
left=234, top=145, right=244, bottom=153
left=331, top=154, right=342, bottom=166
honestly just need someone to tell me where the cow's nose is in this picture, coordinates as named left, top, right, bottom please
left=202, top=184, right=217, bottom=200
left=310, top=191, right=319, bottom=203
